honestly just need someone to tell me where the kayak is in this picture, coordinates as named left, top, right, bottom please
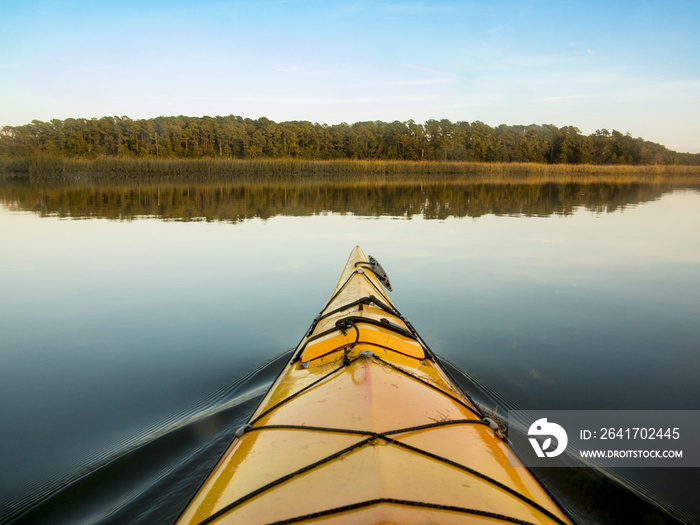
left=176, top=246, right=573, bottom=525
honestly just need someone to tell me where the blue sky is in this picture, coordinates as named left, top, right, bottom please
left=1, top=0, right=699, bottom=152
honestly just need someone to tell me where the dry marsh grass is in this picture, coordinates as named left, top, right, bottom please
left=2, top=156, right=700, bottom=185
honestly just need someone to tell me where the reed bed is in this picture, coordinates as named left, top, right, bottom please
left=2, top=156, right=700, bottom=185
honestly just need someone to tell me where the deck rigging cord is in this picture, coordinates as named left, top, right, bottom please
left=199, top=347, right=570, bottom=525
left=189, top=255, right=573, bottom=525
left=293, top=260, right=437, bottom=364
left=267, top=499, right=553, bottom=525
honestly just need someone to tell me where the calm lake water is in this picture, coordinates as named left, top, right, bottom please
left=1, top=176, right=699, bottom=524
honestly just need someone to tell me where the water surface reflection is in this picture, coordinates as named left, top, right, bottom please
left=2, top=177, right=696, bottom=221
left=1, top=175, right=699, bottom=525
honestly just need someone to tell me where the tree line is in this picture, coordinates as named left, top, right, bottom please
left=2, top=115, right=698, bottom=165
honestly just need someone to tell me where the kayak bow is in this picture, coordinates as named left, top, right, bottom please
left=176, top=246, right=573, bottom=525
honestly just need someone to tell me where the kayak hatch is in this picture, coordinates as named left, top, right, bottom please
left=175, top=246, right=573, bottom=525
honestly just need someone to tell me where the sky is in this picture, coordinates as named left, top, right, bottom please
left=1, top=0, right=699, bottom=153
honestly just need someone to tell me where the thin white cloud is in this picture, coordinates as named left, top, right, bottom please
left=327, top=0, right=457, bottom=16
left=380, top=1, right=458, bottom=14
left=398, top=62, right=450, bottom=76
left=109, top=94, right=439, bottom=105
left=655, top=78, right=700, bottom=92
left=356, top=78, right=452, bottom=88
left=228, top=95, right=439, bottom=104
left=526, top=95, right=578, bottom=102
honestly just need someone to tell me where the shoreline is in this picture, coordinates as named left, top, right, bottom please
left=2, top=157, right=700, bottom=183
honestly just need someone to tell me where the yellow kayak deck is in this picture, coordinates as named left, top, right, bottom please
left=176, top=247, right=573, bottom=525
